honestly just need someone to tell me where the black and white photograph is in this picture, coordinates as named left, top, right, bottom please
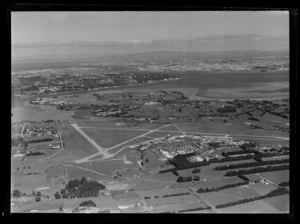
left=10, top=10, right=291, bottom=214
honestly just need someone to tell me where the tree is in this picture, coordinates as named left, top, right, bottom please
left=54, top=191, right=61, bottom=199
left=60, top=189, right=66, bottom=195
left=35, top=196, right=41, bottom=202
left=80, top=177, right=88, bottom=186
left=79, top=200, right=96, bottom=207
left=59, top=206, right=63, bottom=212
left=13, top=189, right=21, bottom=198
left=36, top=191, right=41, bottom=197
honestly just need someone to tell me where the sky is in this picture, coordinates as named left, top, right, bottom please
left=12, top=11, right=289, bottom=44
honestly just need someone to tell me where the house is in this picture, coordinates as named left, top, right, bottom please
left=50, top=142, right=61, bottom=149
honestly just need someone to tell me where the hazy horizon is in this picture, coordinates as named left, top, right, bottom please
left=12, top=11, right=289, bottom=59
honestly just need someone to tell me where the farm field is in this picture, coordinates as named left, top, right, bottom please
left=248, top=182, right=278, bottom=195
left=200, top=191, right=245, bottom=207
left=216, top=200, right=280, bottom=213
left=263, top=194, right=289, bottom=212
left=154, top=202, right=211, bottom=213
left=81, top=128, right=148, bottom=148
left=258, top=170, right=289, bottom=185
left=189, top=176, right=244, bottom=191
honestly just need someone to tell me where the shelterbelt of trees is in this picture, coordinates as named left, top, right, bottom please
left=214, top=159, right=289, bottom=171
left=215, top=187, right=289, bottom=209
left=224, top=164, right=289, bottom=177
left=159, top=149, right=289, bottom=173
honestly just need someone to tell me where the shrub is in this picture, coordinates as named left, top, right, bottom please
left=13, top=189, right=21, bottom=198
left=35, top=196, right=41, bottom=202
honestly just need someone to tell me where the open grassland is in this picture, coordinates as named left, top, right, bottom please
left=157, top=125, right=182, bottom=132
left=258, top=171, right=289, bottom=185
left=53, top=125, right=100, bottom=161
left=145, top=131, right=181, bottom=138
left=46, top=165, right=65, bottom=178
left=65, top=165, right=108, bottom=181
left=81, top=128, right=148, bottom=148
left=78, top=159, right=139, bottom=176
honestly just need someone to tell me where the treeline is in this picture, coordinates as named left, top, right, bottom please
left=177, top=206, right=212, bottom=213
left=224, top=164, right=289, bottom=177
left=196, top=181, right=248, bottom=194
left=26, top=138, right=53, bottom=144
left=221, top=149, right=258, bottom=157
left=176, top=176, right=200, bottom=183
left=215, top=187, right=289, bottom=209
left=214, top=159, right=289, bottom=171
left=159, top=149, right=288, bottom=174
left=279, top=181, right=289, bottom=187
left=79, top=200, right=96, bottom=207
left=26, top=151, right=44, bottom=156
left=160, top=154, right=256, bottom=173
left=55, top=177, right=106, bottom=199
left=162, top=192, right=190, bottom=198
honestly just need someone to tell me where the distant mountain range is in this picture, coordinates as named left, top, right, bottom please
left=12, top=35, right=288, bottom=60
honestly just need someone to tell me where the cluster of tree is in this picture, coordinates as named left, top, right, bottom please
left=279, top=181, right=289, bottom=187
left=55, top=177, right=106, bottom=199
left=26, top=151, right=45, bottom=156
left=260, top=109, right=288, bottom=119
left=214, top=159, right=289, bottom=171
left=237, top=174, right=251, bottom=182
left=196, top=181, right=248, bottom=194
left=217, top=106, right=237, bottom=113
left=12, top=189, right=21, bottom=198
left=162, top=192, right=190, bottom=198
left=221, top=149, right=258, bottom=157
left=192, top=168, right=201, bottom=173
left=26, top=172, right=40, bottom=175
left=215, top=187, right=289, bottom=209
left=160, top=154, right=257, bottom=173
left=79, top=200, right=97, bottom=207
left=224, top=164, right=289, bottom=177
left=177, top=206, right=212, bottom=213
left=27, top=138, right=53, bottom=144
left=176, top=175, right=200, bottom=183
left=240, top=142, right=257, bottom=150
left=172, top=170, right=179, bottom=176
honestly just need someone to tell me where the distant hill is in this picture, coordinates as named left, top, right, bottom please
left=12, top=35, right=288, bottom=61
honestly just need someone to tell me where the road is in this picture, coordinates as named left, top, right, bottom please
left=20, top=123, right=26, bottom=137
left=48, top=132, right=65, bottom=160
left=65, top=164, right=108, bottom=176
